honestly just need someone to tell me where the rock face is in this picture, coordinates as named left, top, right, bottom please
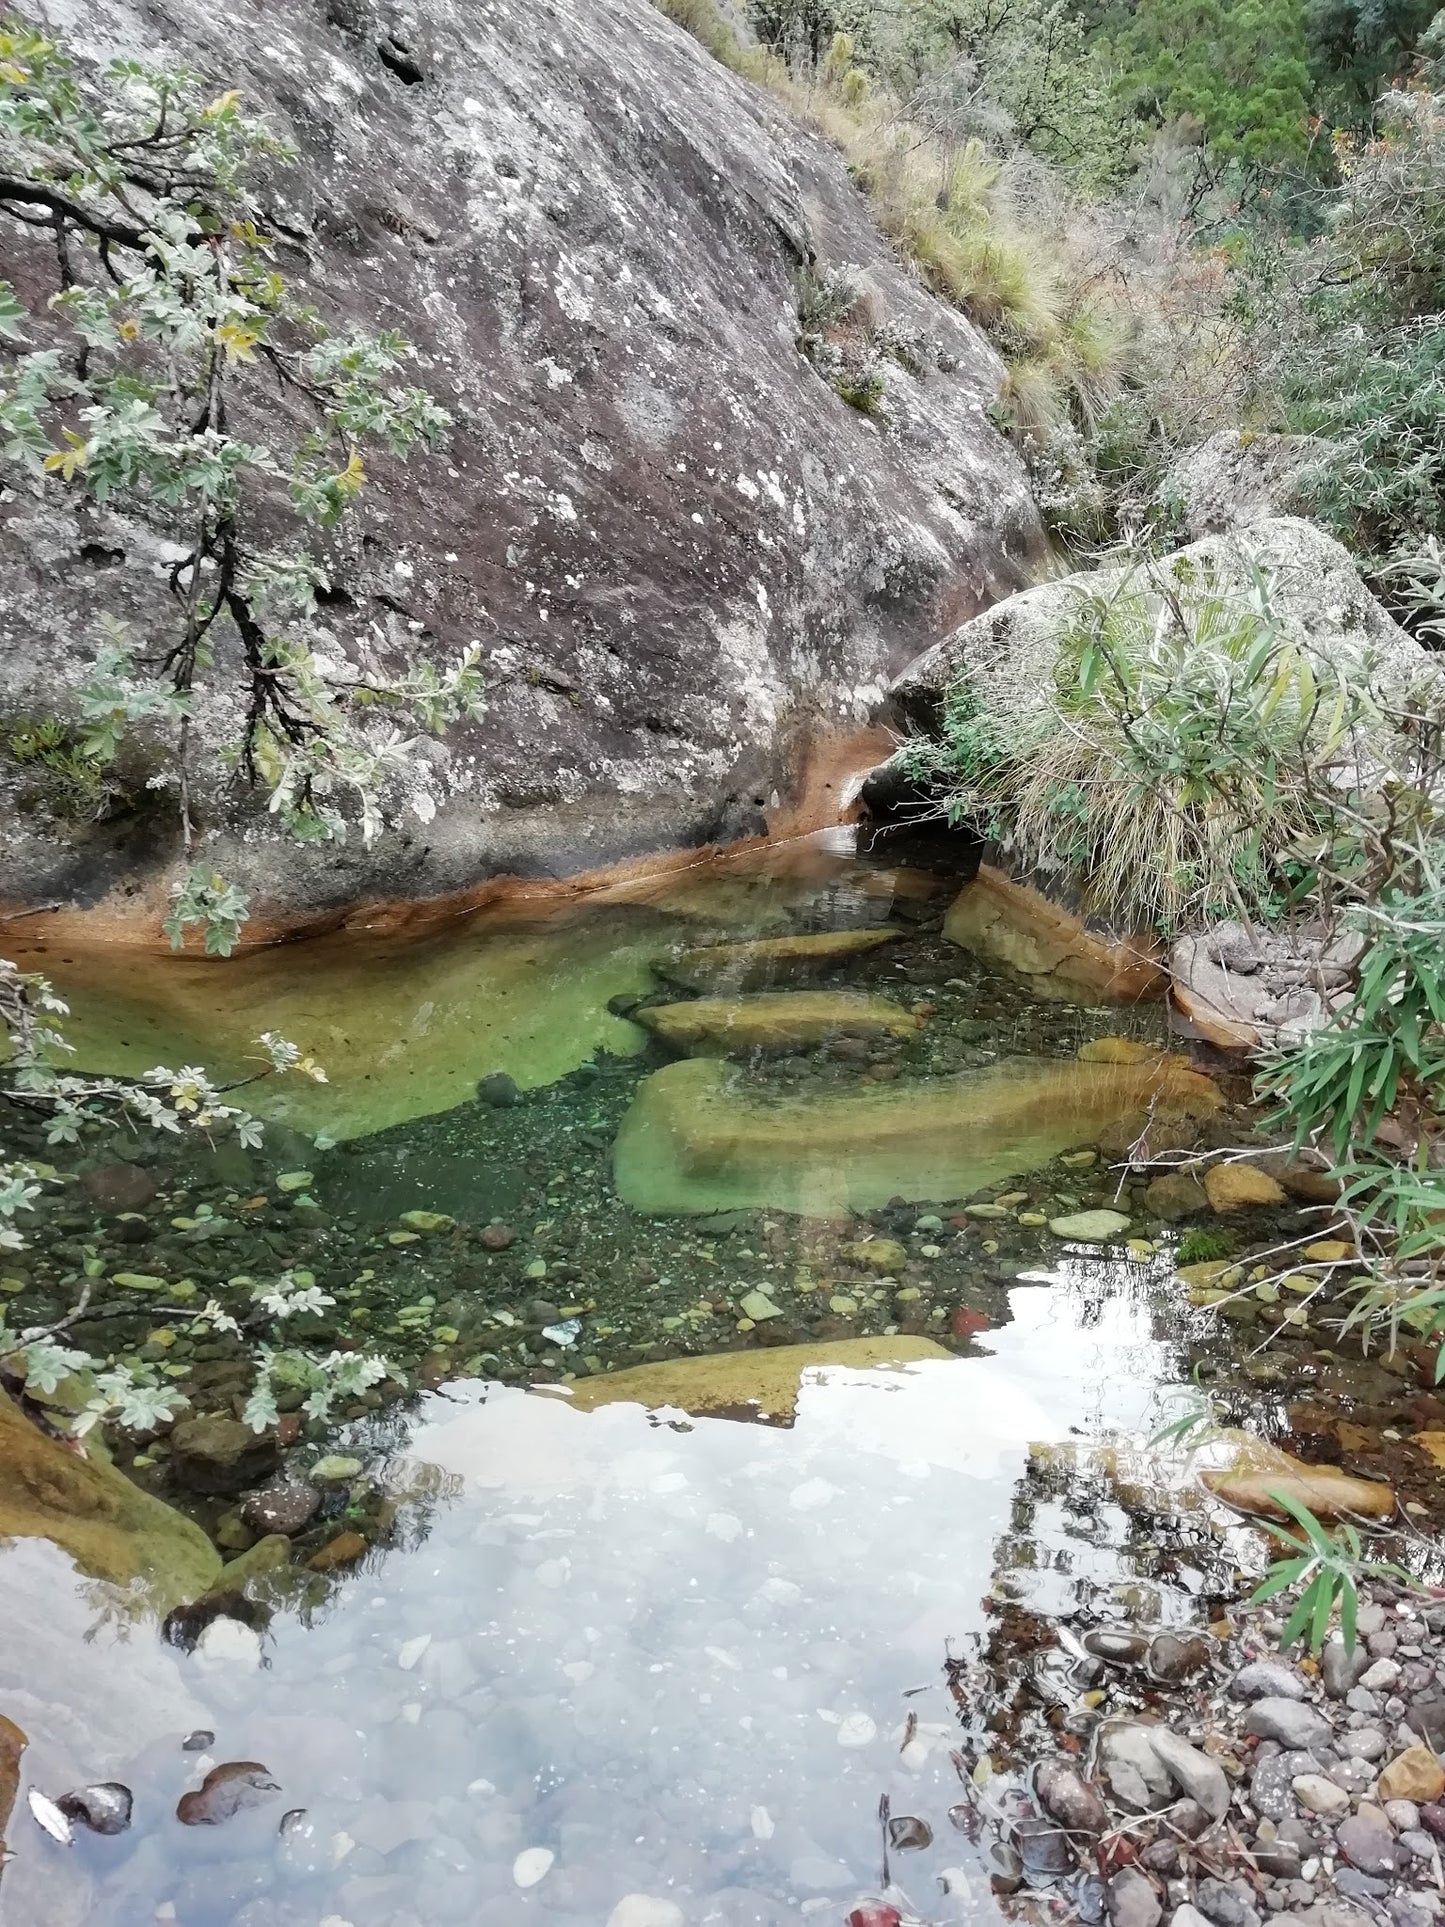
left=0, top=0, right=1041, bottom=916
left=943, top=864, right=1165, bottom=1004
left=883, top=518, right=1422, bottom=741
left=1161, top=432, right=1321, bottom=539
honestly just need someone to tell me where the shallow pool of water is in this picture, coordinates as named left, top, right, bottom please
left=0, top=1256, right=1220, bottom=1927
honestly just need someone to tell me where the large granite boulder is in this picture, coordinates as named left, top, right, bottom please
left=882, top=518, right=1423, bottom=740
left=0, top=0, right=1041, bottom=917
left=1159, top=431, right=1322, bottom=540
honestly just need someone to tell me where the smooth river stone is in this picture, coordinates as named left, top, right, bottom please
left=613, top=1052, right=1221, bottom=1218
left=633, top=990, right=918, bottom=1054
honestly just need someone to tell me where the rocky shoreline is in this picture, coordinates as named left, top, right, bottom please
left=948, top=1583, right=1445, bottom=1927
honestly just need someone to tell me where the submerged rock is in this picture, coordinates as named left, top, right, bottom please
left=634, top=990, right=917, bottom=1055
left=613, top=1052, right=1219, bottom=1217
left=80, top=1162, right=156, bottom=1212
left=1035, top=1759, right=1110, bottom=1834
left=1202, top=1434, right=1394, bottom=1521
left=942, top=865, right=1164, bottom=1005
left=0, top=1391, right=219, bottom=1613
left=241, top=1475, right=321, bottom=1537
left=560, top=1336, right=952, bottom=1423
left=176, top=1761, right=280, bottom=1827
left=1050, top=1210, right=1132, bottom=1244
left=657, top=929, right=902, bottom=991
left=169, top=1415, right=280, bottom=1497
left=56, top=1782, right=133, bottom=1836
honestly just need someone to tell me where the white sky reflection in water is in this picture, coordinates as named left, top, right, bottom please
left=3, top=1258, right=1193, bottom=1927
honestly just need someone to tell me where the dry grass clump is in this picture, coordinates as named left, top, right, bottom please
left=649, top=0, right=1125, bottom=435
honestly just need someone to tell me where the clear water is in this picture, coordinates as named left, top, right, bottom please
left=0, top=832, right=1272, bottom=1926
left=0, top=1256, right=1213, bottom=1927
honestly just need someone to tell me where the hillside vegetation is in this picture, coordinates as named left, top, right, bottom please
left=659, top=0, right=1445, bottom=626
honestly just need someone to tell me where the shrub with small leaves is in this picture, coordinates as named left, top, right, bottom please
left=0, top=15, right=485, bottom=866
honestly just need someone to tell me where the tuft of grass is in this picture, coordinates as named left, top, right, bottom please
left=902, top=562, right=1402, bottom=933
left=1176, top=1226, right=1235, bottom=1265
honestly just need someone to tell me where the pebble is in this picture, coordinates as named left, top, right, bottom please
left=1335, top=1867, right=1392, bottom=1901
left=241, top=1475, right=321, bottom=1537
left=1149, top=1727, right=1231, bottom=1819
left=988, top=1839, right=1025, bottom=1893
left=1101, top=1722, right=1176, bottom=1809
left=478, top=1073, right=520, bottom=1107
left=1360, top=1658, right=1403, bottom=1693
left=194, top=1618, right=262, bottom=1667
left=1336, top=1808, right=1402, bottom=1876
left=1378, top=1746, right=1445, bottom=1804
left=1322, top=1639, right=1370, bottom=1699
left=1413, top=1698, right=1445, bottom=1751
left=1085, top=1629, right=1152, bottom=1665
left=513, top=1847, right=555, bottom=1887
left=1252, top=1750, right=1324, bottom=1821
left=1195, top=1876, right=1259, bottom=1927
left=1050, top=1210, right=1132, bottom=1243
left=1170, top=1908, right=1213, bottom=1927
left=1036, top=1758, right=1110, bottom=1834
left=1107, top=1866, right=1162, bottom=1927
left=1343, top=1728, right=1388, bottom=1761
left=311, top=1455, right=363, bottom=1482
left=1245, top=1700, right=1334, bottom=1750
left=606, top=1899, right=685, bottom=1927
left=1251, top=1839, right=1302, bottom=1879
left=1231, top=1661, right=1306, bottom=1702
left=1293, top=1775, right=1351, bottom=1815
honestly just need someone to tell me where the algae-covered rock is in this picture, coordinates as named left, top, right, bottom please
left=557, top=1336, right=953, bottom=1423
left=0, top=1391, right=220, bottom=1612
left=614, top=1053, right=1220, bottom=1217
left=634, top=991, right=917, bottom=1056
left=1204, top=1163, right=1287, bottom=1213
left=398, top=1210, right=456, bottom=1234
left=657, top=928, right=902, bottom=991
left=839, top=1238, right=908, bottom=1274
